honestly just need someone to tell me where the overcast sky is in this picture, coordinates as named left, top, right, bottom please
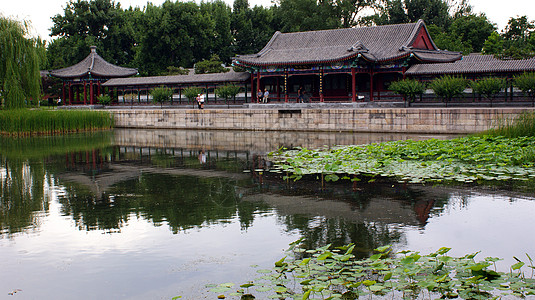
left=1, top=0, right=533, bottom=41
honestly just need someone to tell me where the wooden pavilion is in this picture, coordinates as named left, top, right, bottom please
left=233, top=20, right=462, bottom=102
left=49, top=46, right=138, bottom=105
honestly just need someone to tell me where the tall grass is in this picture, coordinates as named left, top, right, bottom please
left=0, top=109, right=114, bottom=135
left=487, top=111, right=535, bottom=137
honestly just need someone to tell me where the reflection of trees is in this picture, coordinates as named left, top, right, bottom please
left=58, top=173, right=271, bottom=233
left=0, top=132, right=113, bottom=236
left=248, top=176, right=455, bottom=256
left=283, top=216, right=403, bottom=258
left=0, top=157, right=49, bottom=236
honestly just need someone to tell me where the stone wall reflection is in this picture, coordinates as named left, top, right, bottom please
left=114, top=128, right=453, bottom=154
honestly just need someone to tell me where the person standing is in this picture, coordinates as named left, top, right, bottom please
left=197, top=93, right=205, bottom=109
left=263, top=89, right=269, bottom=103
left=297, top=86, right=304, bottom=103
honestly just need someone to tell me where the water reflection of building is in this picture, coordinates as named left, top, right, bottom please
left=57, top=146, right=251, bottom=199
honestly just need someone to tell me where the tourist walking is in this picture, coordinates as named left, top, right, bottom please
left=297, top=86, right=304, bottom=103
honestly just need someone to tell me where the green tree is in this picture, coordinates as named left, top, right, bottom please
left=135, top=1, right=216, bottom=75
left=183, top=87, right=203, bottom=107
left=514, top=72, right=535, bottom=100
left=163, top=66, right=190, bottom=76
left=485, top=16, right=535, bottom=59
left=151, top=86, right=173, bottom=108
left=367, top=0, right=451, bottom=29
left=429, top=75, right=467, bottom=104
left=405, top=0, right=450, bottom=28
left=200, top=1, right=233, bottom=63
left=482, top=31, right=504, bottom=55
left=333, top=0, right=375, bottom=28
left=97, top=94, right=112, bottom=105
left=195, top=55, right=230, bottom=74
left=362, top=0, right=408, bottom=26
left=272, top=0, right=340, bottom=32
left=389, top=79, right=426, bottom=105
left=502, top=16, right=535, bottom=59
left=503, top=16, right=534, bottom=42
left=427, top=24, right=472, bottom=53
left=448, top=14, right=495, bottom=53
left=0, top=17, right=43, bottom=109
left=215, top=85, right=241, bottom=107
left=470, top=77, right=505, bottom=100
left=48, top=0, right=139, bottom=69
left=231, top=0, right=275, bottom=56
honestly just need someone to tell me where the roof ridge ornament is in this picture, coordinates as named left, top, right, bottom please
left=89, top=46, right=97, bottom=72
left=348, top=41, right=368, bottom=52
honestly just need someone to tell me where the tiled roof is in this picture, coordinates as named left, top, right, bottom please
left=406, top=54, right=535, bottom=75
left=102, top=69, right=250, bottom=87
left=234, top=20, right=461, bottom=66
left=49, top=46, right=138, bottom=79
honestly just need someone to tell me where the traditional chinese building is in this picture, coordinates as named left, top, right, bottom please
left=233, top=19, right=462, bottom=102
left=102, top=69, right=250, bottom=105
left=49, top=46, right=138, bottom=105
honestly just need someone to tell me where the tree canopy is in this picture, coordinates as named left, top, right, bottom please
left=0, top=16, right=44, bottom=109
left=483, top=16, right=535, bottom=59
left=44, top=0, right=535, bottom=78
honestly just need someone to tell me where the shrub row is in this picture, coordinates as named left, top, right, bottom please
left=390, top=73, right=535, bottom=102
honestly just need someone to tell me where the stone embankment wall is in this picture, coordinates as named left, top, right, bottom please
left=112, top=107, right=534, bottom=134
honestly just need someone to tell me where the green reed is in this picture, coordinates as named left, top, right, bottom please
left=0, top=109, right=114, bottom=135
left=487, top=111, right=535, bottom=138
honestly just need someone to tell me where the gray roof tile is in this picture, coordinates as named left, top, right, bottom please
left=406, top=54, right=535, bottom=75
left=102, top=69, right=250, bottom=87
left=49, top=46, right=138, bottom=79
left=235, top=20, right=461, bottom=66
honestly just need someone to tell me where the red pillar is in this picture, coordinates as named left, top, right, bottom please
left=351, top=68, right=356, bottom=102
left=68, top=82, right=73, bottom=105
left=320, top=68, right=324, bottom=102
left=90, top=81, right=94, bottom=105
left=250, top=73, right=254, bottom=104
left=277, top=77, right=280, bottom=102
left=369, top=70, right=374, bottom=102
left=256, top=72, right=261, bottom=102
left=284, top=70, right=289, bottom=103
left=83, top=82, right=87, bottom=105
left=62, top=82, right=66, bottom=105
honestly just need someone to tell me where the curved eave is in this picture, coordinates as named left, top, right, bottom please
left=411, top=53, right=463, bottom=63
left=407, top=67, right=535, bottom=76
left=102, top=72, right=250, bottom=87
left=49, top=71, right=90, bottom=79
left=49, top=70, right=138, bottom=79
left=90, top=70, right=139, bottom=78
left=235, top=52, right=362, bottom=67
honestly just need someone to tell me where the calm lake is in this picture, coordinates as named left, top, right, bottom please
left=1, top=129, right=534, bottom=300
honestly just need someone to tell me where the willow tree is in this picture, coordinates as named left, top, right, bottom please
left=0, top=16, right=43, bottom=109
